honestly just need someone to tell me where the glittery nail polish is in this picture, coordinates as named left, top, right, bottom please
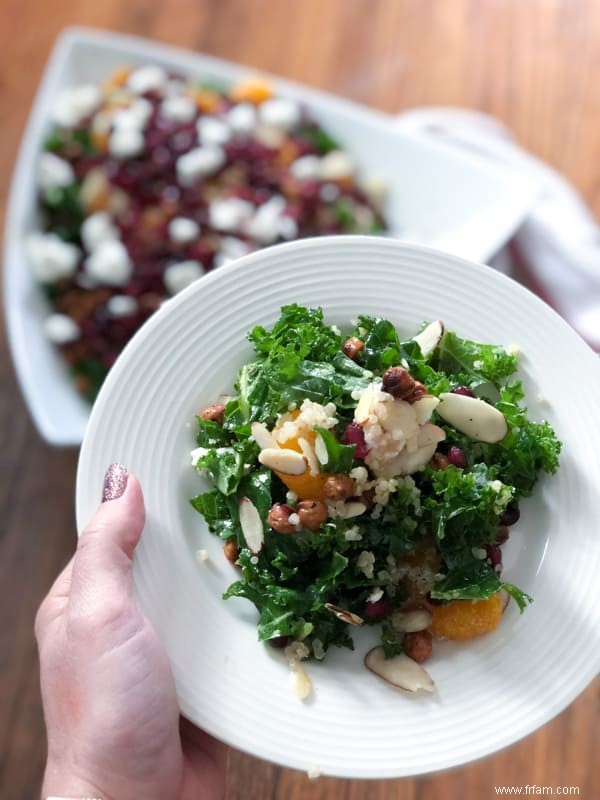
left=102, top=462, right=128, bottom=502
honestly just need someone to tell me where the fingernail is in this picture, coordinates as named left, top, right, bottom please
left=102, top=462, right=128, bottom=502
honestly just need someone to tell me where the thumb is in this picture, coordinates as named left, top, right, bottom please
left=68, top=464, right=146, bottom=620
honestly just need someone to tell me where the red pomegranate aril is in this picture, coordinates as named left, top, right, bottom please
left=342, top=422, right=370, bottom=459
left=447, top=446, right=467, bottom=468
left=364, top=597, right=391, bottom=621
left=451, top=385, right=475, bottom=397
left=501, top=504, right=521, bottom=526
left=485, top=544, right=503, bottom=573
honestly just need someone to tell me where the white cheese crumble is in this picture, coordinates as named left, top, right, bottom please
left=106, top=295, right=138, bottom=318
left=319, top=150, right=354, bottom=180
left=112, top=98, right=153, bottom=130
left=209, top=198, right=254, bottom=233
left=84, top=240, right=133, bottom=287
left=160, top=95, right=196, bottom=123
left=367, top=587, right=384, bottom=603
left=53, top=85, right=102, bottom=128
left=196, top=116, right=232, bottom=146
left=356, top=550, right=375, bottom=579
left=43, top=313, right=80, bottom=344
left=168, top=216, right=200, bottom=244
left=344, top=525, right=363, bottom=542
left=108, top=128, right=145, bottom=159
left=36, top=153, right=75, bottom=191
left=506, top=343, right=522, bottom=356
left=246, top=196, right=287, bottom=244
left=176, top=146, right=226, bottom=186
left=26, top=233, right=80, bottom=283
left=258, top=98, right=301, bottom=130
left=218, top=236, right=252, bottom=262
left=274, top=399, right=337, bottom=444
left=226, top=102, right=257, bottom=134
left=127, top=65, right=168, bottom=95
left=80, top=212, right=119, bottom=252
left=163, top=260, right=204, bottom=294
left=290, top=154, right=321, bottom=180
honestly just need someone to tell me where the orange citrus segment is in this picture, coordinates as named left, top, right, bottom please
left=429, top=593, right=503, bottom=640
left=229, top=75, right=273, bottom=104
left=272, top=413, right=331, bottom=500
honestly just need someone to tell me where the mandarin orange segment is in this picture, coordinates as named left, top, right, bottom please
left=103, top=66, right=132, bottom=92
left=429, top=593, right=503, bottom=640
left=229, top=76, right=273, bottom=104
left=186, top=88, right=221, bottom=113
left=272, top=414, right=332, bottom=500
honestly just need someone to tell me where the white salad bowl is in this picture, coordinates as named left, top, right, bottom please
left=4, top=26, right=537, bottom=446
left=76, top=236, right=600, bottom=779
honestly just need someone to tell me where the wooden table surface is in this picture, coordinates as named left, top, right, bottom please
left=1, top=1, right=598, bottom=798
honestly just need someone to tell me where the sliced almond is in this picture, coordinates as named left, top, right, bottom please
left=413, top=320, right=444, bottom=358
left=291, top=662, right=312, bottom=700
left=298, top=436, right=319, bottom=477
left=437, top=393, right=508, bottom=443
left=365, top=647, right=434, bottom=692
left=412, top=395, right=440, bottom=425
left=258, top=447, right=307, bottom=475
left=391, top=608, right=432, bottom=633
left=314, top=432, right=328, bottom=465
left=354, top=386, right=373, bottom=424
left=238, top=497, right=264, bottom=554
left=325, top=603, right=364, bottom=626
left=251, top=421, right=278, bottom=450
left=340, top=501, right=368, bottom=518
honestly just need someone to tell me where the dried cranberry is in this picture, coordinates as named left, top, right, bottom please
left=363, top=597, right=391, bottom=621
left=485, top=544, right=503, bottom=573
left=342, top=422, right=369, bottom=459
left=501, top=504, right=521, bottom=526
left=451, top=385, right=475, bottom=397
left=447, top=446, right=467, bottom=468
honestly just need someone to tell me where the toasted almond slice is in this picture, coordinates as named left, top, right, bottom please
left=238, top=497, right=264, bottom=554
left=354, top=386, right=373, bottom=424
left=391, top=608, right=432, bottom=633
left=291, top=663, right=312, bottom=700
left=437, top=393, right=508, bottom=443
left=413, top=395, right=440, bottom=425
left=325, top=603, right=364, bottom=626
left=314, top=432, right=328, bottom=465
left=298, top=436, right=319, bottom=477
left=258, top=447, right=307, bottom=475
left=413, top=320, right=444, bottom=358
left=365, top=647, right=434, bottom=692
left=340, top=501, right=367, bottom=518
left=251, top=421, right=277, bottom=450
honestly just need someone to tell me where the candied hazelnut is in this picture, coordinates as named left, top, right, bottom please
left=342, top=337, right=365, bottom=362
left=323, top=474, right=356, bottom=501
left=223, top=539, right=240, bottom=564
left=267, top=503, right=297, bottom=534
left=200, top=402, right=226, bottom=424
left=381, top=366, right=426, bottom=402
left=297, top=499, right=328, bottom=531
left=403, top=630, right=433, bottom=663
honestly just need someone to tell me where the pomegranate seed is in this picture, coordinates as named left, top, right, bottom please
left=485, top=544, right=503, bottom=573
left=447, top=446, right=467, bottom=468
left=451, top=385, right=475, bottom=397
left=342, top=422, right=370, bottom=459
left=501, top=504, right=521, bottom=526
left=363, top=597, right=391, bottom=621
left=268, top=635, right=292, bottom=649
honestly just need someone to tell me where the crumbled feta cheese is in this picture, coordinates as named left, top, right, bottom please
left=195, top=549, right=209, bottom=563
left=53, top=85, right=102, bottom=128
left=290, top=154, right=321, bottom=180
left=108, top=128, right=145, bottom=159
left=368, top=587, right=384, bottom=603
left=196, top=116, right=232, bottom=146
left=344, top=525, right=363, bottom=542
left=246, top=196, right=287, bottom=244
left=219, top=236, right=252, bottom=260
left=277, top=215, right=298, bottom=240
left=286, top=490, right=298, bottom=504
left=319, top=150, right=355, bottom=180
left=356, top=550, right=375, bottom=579
left=127, top=65, right=168, bottom=95
left=176, top=146, right=226, bottom=186
left=84, top=240, right=133, bottom=287
left=43, top=313, right=80, bottom=344
left=284, top=640, right=310, bottom=663
left=209, top=197, right=254, bottom=232
left=274, top=398, right=337, bottom=443
left=506, top=343, right=522, bottom=356
left=250, top=555, right=259, bottom=565
left=112, top=98, right=153, bottom=131
left=258, top=98, right=301, bottom=130
left=226, top=102, right=257, bottom=134
left=80, top=212, right=119, bottom=252
left=168, top=216, right=200, bottom=244
left=163, top=260, right=205, bottom=294
left=160, top=95, right=196, bottom=123
left=26, top=233, right=80, bottom=283
left=36, top=153, right=75, bottom=191
left=106, top=295, right=138, bottom=318
left=319, top=183, right=340, bottom=202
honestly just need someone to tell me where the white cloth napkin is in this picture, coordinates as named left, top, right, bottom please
left=395, top=108, right=600, bottom=351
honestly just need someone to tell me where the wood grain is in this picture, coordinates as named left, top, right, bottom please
left=0, top=1, right=598, bottom=799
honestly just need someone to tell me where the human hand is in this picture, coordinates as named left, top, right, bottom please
left=35, top=463, right=226, bottom=800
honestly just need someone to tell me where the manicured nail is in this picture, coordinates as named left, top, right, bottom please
left=102, top=462, right=128, bottom=502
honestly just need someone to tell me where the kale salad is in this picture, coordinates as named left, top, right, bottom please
left=190, top=305, right=561, bottom=694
